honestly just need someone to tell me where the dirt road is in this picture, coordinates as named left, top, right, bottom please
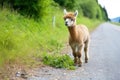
left=28, top=23, right=120, bottom=80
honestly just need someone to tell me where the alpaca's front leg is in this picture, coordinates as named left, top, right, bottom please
left=78, top=45, right=83, bottom=67
left=73, top=52, right=77, bottom=66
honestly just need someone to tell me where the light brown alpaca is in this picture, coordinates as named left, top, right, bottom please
left=63, top=9, right=90, bottom=67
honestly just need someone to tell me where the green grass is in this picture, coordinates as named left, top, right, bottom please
left=77, top=16, right=102, bottom=31
left=0, top=7, right=102, bottom=70
left=111, top=22, right=120, bottom=26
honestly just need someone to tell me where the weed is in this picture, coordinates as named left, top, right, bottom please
left=43, top=53, right=75, bottom=70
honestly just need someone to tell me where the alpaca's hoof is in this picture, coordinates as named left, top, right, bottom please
left=74, top=63, right=77, bottom=66
left=78, top=64, right=82, bottom=67
left=85, top=60, right=88, bottom=63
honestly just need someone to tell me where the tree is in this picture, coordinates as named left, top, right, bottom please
left=80, top=0, right=98, bottom=19
left=53, top=0, right=78, bottom=10
left=102, top=7, right=109, bottom=20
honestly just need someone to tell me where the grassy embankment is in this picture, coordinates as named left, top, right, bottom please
left=0, top=8, right=101, bottom=71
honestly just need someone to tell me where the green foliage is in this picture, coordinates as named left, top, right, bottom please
left=111, top=22, right=120, bottom=26
left=43, top=53, right=75, bottom=70
left=53, top=0, right=108, bottom=20
left=77, top=16, right=101, bottom=31
left=13, top=0, right=40, bottom=19
left=53, top=0, right=78, bottom=10
left=0, top=0, right=53, bottom=20
left=101, top=7, right=109, bottom=20
left=1, top=0, right=38, bottom=18
left=0, top=0, right=108, bottom=21
left=96, top=5, right=103, bottom=20
left=80, top=0, right=102, bottom=19
left=0, top=8, right=68, bottom=66
left=81, top=1, right=96, bottom=18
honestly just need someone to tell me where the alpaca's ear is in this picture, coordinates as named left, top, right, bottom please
left=64, top=9, right=67, bottom=15
left=74, top=10, right=78, bottom=17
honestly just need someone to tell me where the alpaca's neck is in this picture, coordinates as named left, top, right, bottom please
left=68, top=25, right=77, bottom=40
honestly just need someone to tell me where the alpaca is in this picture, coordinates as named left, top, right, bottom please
left=63, top=9, right=90, bottom=67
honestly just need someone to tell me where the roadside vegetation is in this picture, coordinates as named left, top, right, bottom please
left=111, top=22, right=120, bottom=26
left=0, top=0, right=108, bottom=79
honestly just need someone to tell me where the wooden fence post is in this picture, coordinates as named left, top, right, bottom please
left=52, top=16, right=55, bottom=27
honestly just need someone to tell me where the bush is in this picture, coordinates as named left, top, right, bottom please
left=43, top=53, right=75, bottom=70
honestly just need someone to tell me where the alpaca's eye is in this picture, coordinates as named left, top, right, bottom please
left=71, top=19, right=74, bottom=21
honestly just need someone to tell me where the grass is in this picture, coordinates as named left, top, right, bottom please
left=0, top=7, right=102, bottom=79
left=0, top=8, right=66, bottom=65
left=77, top=16, right=102, bottom=31
left=111, top=22, right=120, bottom=26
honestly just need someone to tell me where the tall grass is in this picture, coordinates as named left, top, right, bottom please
left=0, top=8, right=67, bottom=66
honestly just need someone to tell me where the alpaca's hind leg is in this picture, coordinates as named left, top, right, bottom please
left=84, top=40, right=89, bottom=63
left=78, top=52, right=82, bottom=67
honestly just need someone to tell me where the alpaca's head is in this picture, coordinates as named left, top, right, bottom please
left=63, top=9, right=78, bottom=27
